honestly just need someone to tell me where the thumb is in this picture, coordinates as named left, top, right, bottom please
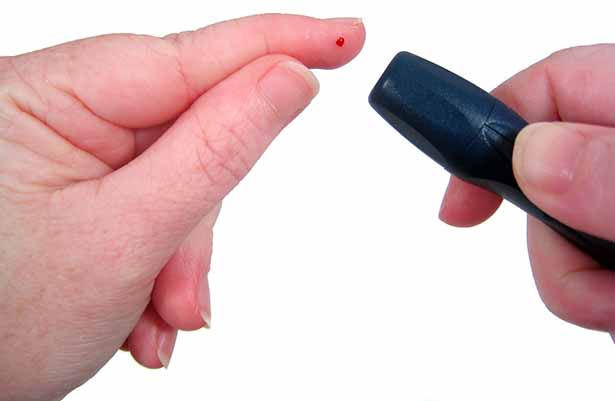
left=513, top=122, right=615, bottom=240
left=92, top=55, right=319, bottom=268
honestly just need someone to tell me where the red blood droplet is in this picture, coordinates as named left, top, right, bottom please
left=336, top=36, right=345, bottom=47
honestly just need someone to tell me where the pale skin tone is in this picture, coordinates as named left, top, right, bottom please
left=440, top=44, right=615, bottom=332
left=0, top=12, right=613, bottom=401
left=0, top=14, right=366, bottom=401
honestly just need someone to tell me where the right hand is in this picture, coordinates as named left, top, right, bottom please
left=439, top=44, right=615, bottom=334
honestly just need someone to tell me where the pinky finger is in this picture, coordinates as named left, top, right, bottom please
left=126, top=304, right=178, bottom=369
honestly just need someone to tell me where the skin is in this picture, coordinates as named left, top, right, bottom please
left=0, top=14, right=365, bottom=401
left=2, top=12, right=612, bottom=400
left=440, top=44, right=615, bottom=333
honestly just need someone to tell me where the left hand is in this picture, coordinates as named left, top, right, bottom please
left=439, top=45, right=615, bottom=334
left=0, top=14, right=365, bottom=401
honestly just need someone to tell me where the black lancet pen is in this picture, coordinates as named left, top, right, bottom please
left=369, top=51, right=615, bottom=268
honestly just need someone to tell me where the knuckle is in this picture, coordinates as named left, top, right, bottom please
left=252, top=90, right=284, bottom=132
left=547, top=46, right=575, bottom=61
left=191, top=110, right=251, bottom=189
left=162, top=31, right=197, bottom=99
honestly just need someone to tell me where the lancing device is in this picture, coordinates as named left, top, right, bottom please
left=368, top=51, right=615, bottom=268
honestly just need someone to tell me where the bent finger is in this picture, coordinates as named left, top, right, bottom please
left=440, top=44, right=615, bottom=227
left=126, top=304, right=178, bottom=369
left=152, top=204, right=221, bottom=331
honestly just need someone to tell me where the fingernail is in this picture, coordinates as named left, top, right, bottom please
left=258, top=61, right=319, bottom=119
left=277, top=61, right=320, bottom=97
left=157, top=330, right=177, bottom=369
left=514, top=123, right=586, bottom=194
left=326, top=17, right=364, bottom=26
left=198, top=273, right=211, bottom=329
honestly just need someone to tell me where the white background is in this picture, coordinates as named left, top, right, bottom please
left=3, top=1, right=615, bottom=400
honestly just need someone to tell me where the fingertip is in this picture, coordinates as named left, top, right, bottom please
left=151, top=219, right=215, bottom=331
left=512, top=122, right=615, bottom=241
left=273, top=15, right=365, bottom=69
left=152, top=259, right=208, bottom=331
left=513, top=122, right=585, bottom=197
left=157, top=329, right=177, bottom=369
left=128, top=305, right=177, bottom=369
left=439, top=176, right=502, bottom=227
left=321, top=17, right=366, bottom=68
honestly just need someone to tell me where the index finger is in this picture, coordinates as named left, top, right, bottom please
left=440, top=44, right=615, bottom=227
left=9, top=14, right=365, bottom=128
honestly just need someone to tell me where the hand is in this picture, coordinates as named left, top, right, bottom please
left=0, top=14, right=365, bottom=401
left=439, top=44, right=615, bottom=334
